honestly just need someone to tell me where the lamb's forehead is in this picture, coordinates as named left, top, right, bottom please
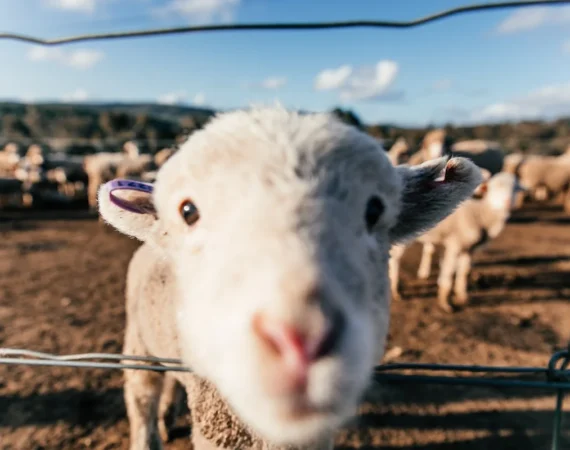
left=158, top=107, right=399, bottom=193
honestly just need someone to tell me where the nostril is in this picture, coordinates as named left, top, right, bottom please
left=252, top=313, right=307, bottom=360
left=313, top=309, right=345, bottom=360
left=252, top=306, right=345, bottom=366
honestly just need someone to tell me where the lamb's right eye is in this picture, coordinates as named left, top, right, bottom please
left=179, top=200, right=200, bottom=226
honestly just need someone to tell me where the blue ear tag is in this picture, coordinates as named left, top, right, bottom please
left=104, top=179, right=154, bottom=214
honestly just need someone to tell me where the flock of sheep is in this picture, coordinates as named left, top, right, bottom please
left=386, top=129, right=570, bottom=312
left=5, top=105, right=570, bottom=450
left=0, top=140, right=174, bottom=210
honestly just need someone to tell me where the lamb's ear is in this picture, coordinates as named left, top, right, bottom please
left=390, top=156, right=482, bottom=244
left=97, top=179, right=159, bottom=242
left=473, top=182, right=488, bottom=198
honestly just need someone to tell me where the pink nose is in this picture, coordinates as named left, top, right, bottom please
left=253, top=311, right=343, bottom=392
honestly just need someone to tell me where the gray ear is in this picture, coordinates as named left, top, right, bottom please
left=389, top=156, right=482, bottom=244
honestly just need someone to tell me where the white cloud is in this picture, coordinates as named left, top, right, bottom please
left=469, top=82, right=570, bottom=123
left=495, top=6, right=570, bottom=34
left=156, top=91, right=207, bottom=106
left=159, top=0, right=240, bottom=23
left=314, top=60, right=402, bottom=102
left=260, top=77, right=287, bottom=90
left=157, top=90, right=187, bottom=105
left=27, top=47, right=104, bottom=70
left=28, top=47, right=64, bottom=62
left=341, top=60, right=399, bottom=101
left=244, top=77, right=287, bottom=91
left=45, top=0, right=97, bottom=13
left=66, top=50, right=105, bottom=69
left=193, top=92, right=206, bottom=105
left=314, top=65, right=352, bottom=91
left=62, top=88, right=89, bottom=102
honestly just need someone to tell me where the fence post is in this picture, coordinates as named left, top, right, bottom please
left=552, top=390, right=565, bottom=450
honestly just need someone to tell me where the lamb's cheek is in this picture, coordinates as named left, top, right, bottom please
left=367, top=294, right=390, bottom=362
left=346, top=312, right=376, bottom=381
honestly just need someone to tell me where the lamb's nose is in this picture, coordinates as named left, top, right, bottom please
left=252, top=307, right=345, bottom=391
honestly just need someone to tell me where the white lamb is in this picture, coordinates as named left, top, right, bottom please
left=387, top=137, right=410, bottom=165
left=450, top=139, right=505, bottom=176
left=502, top=151, right=525, bottom=175
left=97, top=106, right=481, bottom=450
left=502, top=151, right=526, bottom=208
left=0, top=143, right=21, bottom=176
left=117, top=147, right=176, bottom=182
left=389, top=171, right=524, bottom=313
left=84, top=141, right=139, bottom=209
left=513, top=147, right=570, bottom=210
left=407, top=129, right=447, bottom=165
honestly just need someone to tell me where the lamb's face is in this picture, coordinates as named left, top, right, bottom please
left=99, top=107, right=482, bottom=446
left=153, top=109, right=403, bottom=445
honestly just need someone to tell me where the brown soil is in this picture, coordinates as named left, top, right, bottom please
left=0, top=203, right=569, bottom=449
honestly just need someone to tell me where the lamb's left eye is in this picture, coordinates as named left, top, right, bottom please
left=365, top=196, right=385, bottom=232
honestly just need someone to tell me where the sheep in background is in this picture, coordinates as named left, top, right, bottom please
left=43, top=153, right=89, bottom=199
left=11, top=144, right=71, bottom=206
left=387, top=137, right=410, bottom=165
left=0, top=143, right=21, bottom=176
left=15, top=144, right=45, bottom=184
left=514, top=146, right=570, bottom=210
left=135, top=148, right=177, bottom=183
left=97, top=106, right=482, bottom=450
left=154, top=147, right=175, bottom=167
left=11, top=146, right=45, bottom=207
left=502, top=151, right=525, bottom=175
left=407, top=129, right=447, bottom=165
left=116, top=146, right=177, bottom=181
left=502, top=151, right=526, bottom=208
left=415, top=167, right=492, bottom=282
left=450, top=139, right=505, bottom=176
left=84, top=141, right=140, bottom=209
left=116, top=153, right=154, bottom=180
left=408, top=131, right=507, bottom=179
left=25, top=144, right=45, bottom=167
left=389, top=171, right=524, bottom=313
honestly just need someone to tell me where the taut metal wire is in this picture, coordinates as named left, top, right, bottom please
left=0, top=1, right=569, bottom=47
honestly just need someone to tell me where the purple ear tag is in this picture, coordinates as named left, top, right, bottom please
left=105, top=179, right=154, bottom=214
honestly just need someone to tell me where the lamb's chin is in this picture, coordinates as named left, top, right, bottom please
left=238, top=404, right=346, bottom=446
left=225, top=388, right=356, bottom=446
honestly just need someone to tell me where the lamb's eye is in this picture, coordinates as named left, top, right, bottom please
left=365, top=196, right=385, bottom=232
left=179, top=200, right=200, bottom=226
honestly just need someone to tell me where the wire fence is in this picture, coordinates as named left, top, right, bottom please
left=1, top=346, right=569, bottom=448
left=2, top=0, right=570, bottom=448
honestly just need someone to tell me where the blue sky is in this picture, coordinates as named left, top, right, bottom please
left=1, top=0, right=570, bottom=126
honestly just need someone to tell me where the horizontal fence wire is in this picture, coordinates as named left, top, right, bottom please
left=1, top=347, right=569, bottom=388
left=0, top=0, right=569, bottom=46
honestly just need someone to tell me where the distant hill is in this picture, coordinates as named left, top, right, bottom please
left=1, top=102, right=569, bottom=157
left=0, top=101, right=217, bottom=155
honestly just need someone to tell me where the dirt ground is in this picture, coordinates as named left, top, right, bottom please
left=0, top=202, right=569, bottom=450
